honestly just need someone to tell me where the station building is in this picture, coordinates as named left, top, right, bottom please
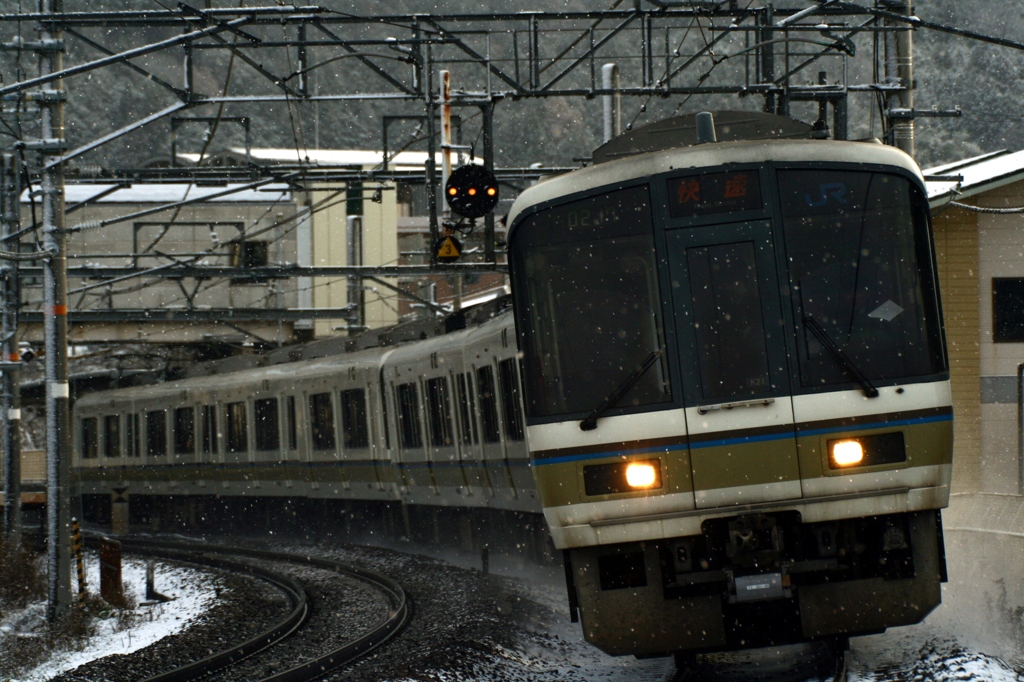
left=16, top=148, right=508, bottom=348
left=927, top=150, right=1024, bottom=495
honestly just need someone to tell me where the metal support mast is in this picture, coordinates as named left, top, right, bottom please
left=37, top=0, right=72, bottom=622
left=1, top=152, right=20, bottom=540
left=883, top=0, right=915, bottom=156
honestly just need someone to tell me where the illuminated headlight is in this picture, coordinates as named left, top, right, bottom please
left=584, top=459, right=662, bottom=496
left=830, top=440, right=864, bottom=467
left=827, top=432, right=906, bottom=469
left=625, top=462, right=658, bottom=488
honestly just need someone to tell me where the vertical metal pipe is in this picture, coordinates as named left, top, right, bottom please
left=296, top=22, right=308, bottom=98
left=39, top=0, right=72, bottom=622
left=1, top=152, right=20, bottom=541
left=439, top=69, right=452, bottom=223
left=529, top=15, right=539, bottom=91
left=482, top=101, right=495, bottom=264
left=425, top=47, right=438, bottom=264
left=1018, top=363, right=1024, bottom=495
left=347, top=215, right=363, bottom=334
left=601, top=63, right=620, bottom=143
left=760, top=5, right=776, bottom=114
left=642, top=13, right=652, bottom=87
left=183, top=31, right=193, bottom=101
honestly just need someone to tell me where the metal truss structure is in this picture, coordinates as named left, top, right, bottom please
left=3, top=0, right=1024, bottom=618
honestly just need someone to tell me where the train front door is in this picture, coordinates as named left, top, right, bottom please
left=665, top=220, right=802, bottom=509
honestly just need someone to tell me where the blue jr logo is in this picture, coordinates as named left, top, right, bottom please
left=805, top=182, right=847, bottom=207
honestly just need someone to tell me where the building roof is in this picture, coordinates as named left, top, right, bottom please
left=925, top=149, right=1024, bottom=209
left=21, top=182, right=292, bottom=205
left=176, top=147, right=470, bottom=171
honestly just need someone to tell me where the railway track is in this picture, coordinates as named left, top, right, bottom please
left=115, top=538, right=411, bottom=682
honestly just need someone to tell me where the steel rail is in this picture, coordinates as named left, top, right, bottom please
left=109, top=541, right=311, bottom=682
left=120, top=538, right=411, bottom=682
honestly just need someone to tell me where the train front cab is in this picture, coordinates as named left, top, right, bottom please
left=507, top=141, right=952, bottom=657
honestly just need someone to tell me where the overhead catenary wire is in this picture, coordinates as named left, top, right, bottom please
left=949, top=201, right=1024, bottom=214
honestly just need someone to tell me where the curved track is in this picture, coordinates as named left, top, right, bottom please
left=117, top=538, right=411, bottom=682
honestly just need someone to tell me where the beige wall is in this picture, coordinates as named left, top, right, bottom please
left=310, top=180, right=399, bottom=337
left=933, top=204, right=981, bottom=492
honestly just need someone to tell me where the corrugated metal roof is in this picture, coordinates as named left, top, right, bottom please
left=20, top=182, right=292, bottom=205
left=925, top=149, right=1024, bottom=209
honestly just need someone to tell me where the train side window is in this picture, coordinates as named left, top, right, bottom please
left=309, top=393, right=337, bottom=451
left=146, top=410, right=167, bottom=457
left=103, top=415, right=120, bottom=458
left=126, top=413, right=141, bottom=458
left=226, top=402, right=248, bottom=453
left=425, top=377, right=454, bottom=447
left=498, top=359, right=525, bottom=441
left=340, top=389, right=369, bottom=449
left=286, top=396, right=298, bottom=450
left=201, top=405, right=217, bottom=456
left=456, top=373, right=478, bottom=445
left=255, top=398, right=280, bottom=452
left=174, top=407, right=195, bottom=455
left=379, top=377, right=391, bottom=450
left=476, top=366, right=501, bottom=444
left=80, top=417, right=98, bottom=459
left=396, top=382, right=423, bottom=449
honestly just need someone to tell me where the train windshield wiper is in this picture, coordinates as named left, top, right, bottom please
left=580, top=350, right=662, bottom=431
left=802, top=316, right=879, bottom=398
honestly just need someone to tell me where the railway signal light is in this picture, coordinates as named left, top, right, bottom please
left=444, top=164, right=499, bottom=219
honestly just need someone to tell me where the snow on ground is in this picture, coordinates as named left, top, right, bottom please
left=3, top=554, right=217, bottom=682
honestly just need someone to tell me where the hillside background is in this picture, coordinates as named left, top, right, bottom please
left=0, top=1, right=1017, bottom=171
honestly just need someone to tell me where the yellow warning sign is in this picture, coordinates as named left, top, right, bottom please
left=435, top=235, right=462, bottom=262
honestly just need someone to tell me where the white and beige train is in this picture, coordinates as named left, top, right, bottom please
left=75, top=111, right=952, bottom=662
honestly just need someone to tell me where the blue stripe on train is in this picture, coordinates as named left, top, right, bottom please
left=530, top=412, right=953, bottom=467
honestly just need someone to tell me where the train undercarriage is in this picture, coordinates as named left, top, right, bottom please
left=565, top=509, right=947, bottom=657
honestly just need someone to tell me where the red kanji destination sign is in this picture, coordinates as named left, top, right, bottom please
left=667, top=170, right=762, bottom=218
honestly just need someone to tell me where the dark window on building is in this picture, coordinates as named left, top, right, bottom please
left=340, top=389, right=369, bottom=449
left=396, top=383, right=422, bottom=449
left=994, top=278, right=1024, bottom=342
left=174, top=407, right=195, bottom=455
left=146, top=410, right=167, bottom=457
left=255, top=398, right=280, bottom=452
left=286, top=396, right=297, bottom=450
left=425, top=378, right=454, bottom=447
left=231, top=240, right=269, bottom=268
left=201, top=405, right=217, bottom=456
left=309, top=393, right=336, bottom=451
left=498, top=359, right=525, bottom=441
left=226, top=402, right=248, bottom=453
left=80, top=417, right=98, bottom=459
left=126, top=413, right=141, bottom=458
left=103, top=415, right=120, bottom=458
left=477, top=366, right=501, bottom=444
left=456, top=373, right=478, bottom=445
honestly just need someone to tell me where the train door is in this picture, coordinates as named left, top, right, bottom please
left=665, top=220, right=802, bottom=508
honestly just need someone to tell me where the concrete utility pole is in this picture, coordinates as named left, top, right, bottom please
left=36, top=0, right=72, bottom=622
left=883, top=0, right=915, bottom=156
left=1, top=153, right=21, bottom=541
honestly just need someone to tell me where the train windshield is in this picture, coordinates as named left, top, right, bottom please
left=778, top=170, right=945, bottom=388
left=511, top=185, right=670, bottom=419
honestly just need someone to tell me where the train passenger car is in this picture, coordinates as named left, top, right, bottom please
left=506, top=112, right=952, bottom=659
left=74, top=304, right=541, bottom=535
